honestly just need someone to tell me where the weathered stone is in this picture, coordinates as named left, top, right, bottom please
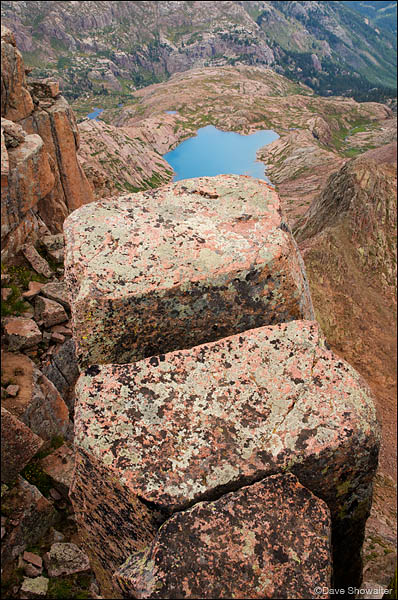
left=1, top=117, right=26, bottom=147
left=4, top=317, right=41, bottom=350
left=1, top=477, right=56, bottom=568
left=23, top=551, right=43, bottom=569
left=43, top=543, right=90, bottom=577
left=24, top=564, right=42, bottom=578
left=71, top=320, right=379, bottom=594
left=51, top=332, right=65, bottom=344
left=50, top=488, right=62, bottom=501
left=40, top=445, right=74, bottom=496
left=35, top=296, right=68, bottom=328
left=50, top=528, right=65, bottom=543
left=1, top=407, right=43, bottom=484
left=64, top=175, right=314, bottom=367
left=116, top=474, right=331, bottom=599
left=6, top=384, right=20, bottom=397
left=22, top=245, right=52, bottom=278
left=22, top=281, right=45, bottom=299
left=2, top=137, right=54, bottom=254
left=42, top=233, right=65, bottom=263
left=21, top=94, right=95, bottom=219
left=51, top=324, right=72, bottom=337
left=1, top=352, right=71, bottom=442
left=28, top=78, right=60, bottom=99
left=1, top=26, right=34, bottom=121
left=40, top=281, right=70, bottom=311
left=20, top=576, right=49, bottom=598
left=42, top=339, right=80, bottom=397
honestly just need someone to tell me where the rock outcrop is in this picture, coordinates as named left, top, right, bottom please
left=116, top=473, right=332, bottom=599
left=293, top=144, right=397, bottom=589
left=64, top=175, right=314, bottom=367
left=78, top=119, right=173, bottom=199
left=66, top=175, right=380, bottom=598
left=1, top=26, right=93, bottom=260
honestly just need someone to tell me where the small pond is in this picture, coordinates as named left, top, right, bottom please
left=86, top=108, right=104, bottom=120
left=164, top=125, right=279, bottom=182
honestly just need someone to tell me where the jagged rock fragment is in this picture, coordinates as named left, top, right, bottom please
left=1, top=407, right=43, bottom=484
left=40, top=444, right=74, bottom=497
left=4, top=317, right=41, bottom=350
left=22, top=245, right=53, bottom=278
left=22, top=281, right=45, bottom=299
left=40, top=281, right=70, bottom=311
left=1, top=352, right=71, bottom=442
left=35, top=296, right=68, bottom=328
left=43, top=543, right=90, bottom=577
left=42, top=233, right=65, bottom=263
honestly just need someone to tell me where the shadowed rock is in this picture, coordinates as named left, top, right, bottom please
left=71, top=320, right=379, bottom=595
left=115, top=473, right=331, bottom=599
left=1, top=477, right=56, bottom=568
left=1, top=407, right=43, bottom=484
left=64, top=175, right=314, bottom=367
left=1, top=352, right=71, bottom=443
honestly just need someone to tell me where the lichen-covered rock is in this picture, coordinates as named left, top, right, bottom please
left=1, top=407, right=43, bottom=484
left=115, top=473, right=331, bottom=599
left=20, top=576, right=49, bottom=599
left=1, top=117, right=26, bottom=147
left=42, top=233, right=65, bottom=263
left=43, top=543, right=90, bottom=577
left=64, top=175, right=314, bottom=366
left=1, top=477, right=54, bottom=569
left=35, top=295, right=68, bottom=328
left=71, top=320, right=379, bottom=594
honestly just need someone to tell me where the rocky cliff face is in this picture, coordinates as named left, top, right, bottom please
left=294, top=144, right=397, bottom=591
left=77, top=119, right=173, bottom=198
left=1, top=26, right=93, bottom=261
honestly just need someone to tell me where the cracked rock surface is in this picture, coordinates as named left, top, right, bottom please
left=71, top=320, right=379, bottom=596
left=116, top=473, right=331, bottom=600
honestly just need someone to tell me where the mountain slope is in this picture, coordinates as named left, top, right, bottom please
left=1, top=1, right=396, bottom=104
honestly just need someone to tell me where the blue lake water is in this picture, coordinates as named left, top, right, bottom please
left=164, top=125, right=279, bottom=182
left=86, top=108, right=104, bottom=120
left=165, top=110, right=177, bottom=114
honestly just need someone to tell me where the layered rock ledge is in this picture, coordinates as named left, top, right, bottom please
left=64, top=175, right=314, bottom=367
left=71, top=320, right=379, bottom=596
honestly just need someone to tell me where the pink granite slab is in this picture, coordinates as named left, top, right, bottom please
left=64, top=175, right=314, bottom=366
